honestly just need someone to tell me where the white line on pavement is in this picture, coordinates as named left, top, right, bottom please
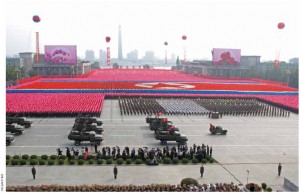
left=185, top=135, right=203, bottom=137
left=277, top=135, right=298, bottom=137
left=212, top=144, right=297, bottom=147
left=33, top=135, right=61, bottom=136
left=108, top=135, right=135, bottom=136
left=33, top=125, right=73, bottom=127
left=9, top=146, right=59, bottom=148
left=247, top=135, right=266, bottom=137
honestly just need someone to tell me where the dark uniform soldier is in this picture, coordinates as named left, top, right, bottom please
left=94, top=143, right=98, bottom=153
left=31, top=166, right=36, bottom=179
left=114, top=166, right=118, bottom=179
left=278, top=163, right=282, bottom=176
left=57, top=148, right=62, bottom=157
left=206, top=145, right=209, bottom=156
left=200, top=165, right=204, bottom=178
left=66, top=147, right=71, bottom=160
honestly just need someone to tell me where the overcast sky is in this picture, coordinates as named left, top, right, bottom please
left=5, top=0, right=300, bottom=61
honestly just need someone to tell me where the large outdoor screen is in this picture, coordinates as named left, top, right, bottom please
left=45, top=45, right=77, bottom=64
left=212, top=48, right=241, bottom=65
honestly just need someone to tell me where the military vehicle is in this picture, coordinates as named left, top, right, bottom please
left=68, top=130, right=103, bottom=146
left=147, top=117, right=163, bottom=126
left=6, top=117, right=32, bottom=128
left=154, top=130, right=188, bottom=145
left=149, top=118, right=176, bottom=131
left=72, top=123, right=104, bottom=134
left=157, top=122, right=180, bottom=132
left=6, top=134, right=15, bottom=146
left=209, top=123, right=227, bottom=135
left=75, top=116, right=103, bottom=126
left=6, top=124, right=24, bottom=136
left=146, top=115, right=160, bottom=124
left=146, top=112, right=164, bottom=123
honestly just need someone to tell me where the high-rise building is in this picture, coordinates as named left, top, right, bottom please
left=118, top=25, right=123, bottom=60
left=289, top=58, right=299, bottom=64
left=143, top=51, right=155, bottom=61
left=85, top=50, right=95, bottom=62
left=171, top=53, right=176, bottom=62
left=6, top=57, right=21, bottom=69
left=19, top=52, right=35, bottom=77
left=99, top=49, right=106, bottom=63
left=127, top=50, right=138, bottom=61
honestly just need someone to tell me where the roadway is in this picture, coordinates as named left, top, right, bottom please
left=6, top=100, right=299, bottom=191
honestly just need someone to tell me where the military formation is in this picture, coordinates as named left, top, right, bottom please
left=118, top=97, right=291, bottom=117
left=119, top=97, right=165, bottom=115
left=6, top=112, right=101, bottom=118
left=194, top=98, right=291, bottom=117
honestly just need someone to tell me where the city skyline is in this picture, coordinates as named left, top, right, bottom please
left=5, top=0, right=299, bottom=62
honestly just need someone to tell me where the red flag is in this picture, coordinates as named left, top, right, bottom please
left=274, top=60, right=279, bottom=68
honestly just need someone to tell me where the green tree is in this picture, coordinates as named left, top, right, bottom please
left=268, top=68, right=285, bottom=82
left=289, top=70, right=299, bottom=88
left=113, top=63, right=119, bottom=68
left=29, top=69, right=38, bottom=77
left=176, top=56, right=180, bottom=66
left=175, top=56, right=183, bottom=70
left=143, top=64, right=150, bottom=69
left=6, top=67, right=17, bottom=81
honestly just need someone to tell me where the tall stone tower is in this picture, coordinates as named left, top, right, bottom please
left=118, top=25, right=123, bottom=60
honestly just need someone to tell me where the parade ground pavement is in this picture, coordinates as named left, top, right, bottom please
left=6, top=100, right=299, bottom=191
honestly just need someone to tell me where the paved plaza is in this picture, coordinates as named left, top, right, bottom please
left=6, top=100, right=299, bottom=191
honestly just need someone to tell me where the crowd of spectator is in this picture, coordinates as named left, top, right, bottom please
left=6, top=182, right=242, bottom=192
left=57, top=143, right=213, bottom=162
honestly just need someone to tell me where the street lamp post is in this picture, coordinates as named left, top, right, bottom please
left=286, top=70, right=291, bottom=86
left=247, top=170, right=249, bottom=184
left=14, top=68, right=21, bottom=80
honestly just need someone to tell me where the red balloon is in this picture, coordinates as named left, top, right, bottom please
left=278, top=22, right=285, bottom=29
left=164, top=41, right=168, bottom=46
left=182, top=35, right=187, bottom=40
left=105, top=36, right=111, bottom=43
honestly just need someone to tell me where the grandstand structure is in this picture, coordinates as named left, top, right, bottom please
left=6, top=69, right=298, bottom=117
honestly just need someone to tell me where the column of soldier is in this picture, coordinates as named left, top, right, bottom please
left=119, top=97, right=165, bottom=115
left=118, top=97, right=290, bottom=117
left=194, top=98, right=290, bottom=117
left=56, top=143, right=213, bottom=162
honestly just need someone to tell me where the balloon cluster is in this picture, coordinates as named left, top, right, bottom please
left=105, top=36, right=111, bottom=43
left=164, top=41, right=168, bottom=46
left=182, top=35, right=187, bottom=40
